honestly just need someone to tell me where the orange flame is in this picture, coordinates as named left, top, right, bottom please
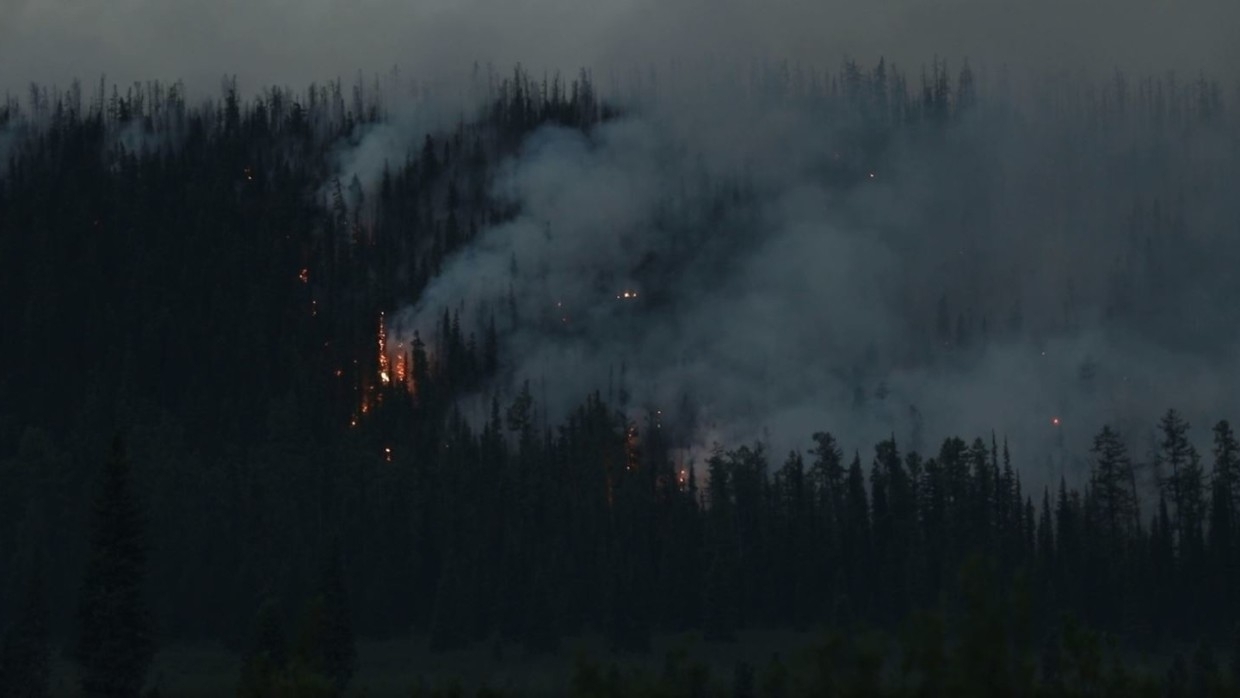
left=377, top=312, right=390, bottom=385
left=394, top=344, right=409, bottom=387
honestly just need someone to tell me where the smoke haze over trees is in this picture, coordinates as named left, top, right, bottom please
left=1, top=1, right=1240, bottom=693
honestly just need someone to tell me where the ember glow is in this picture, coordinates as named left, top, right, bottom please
left=377, top=312, right=390, bottom=386
left=348, top=312, right=420, bottom=428
left=393, top=343, right=409, bottom=387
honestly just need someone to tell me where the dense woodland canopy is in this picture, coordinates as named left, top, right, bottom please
left=1, top=61, right=1240, bottom=695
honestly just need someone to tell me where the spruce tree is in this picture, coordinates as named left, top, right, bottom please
left=1088, top=425, right=1139, bottom=543
left=75, top=436, right=154, bottom=698
left=0, top=567, right=51, bottom=698
left=237, top=598, right=289, bottom=698
left=1213, top=421, right=1240, bottom=497
left=295, top=548, right=357, bottom=696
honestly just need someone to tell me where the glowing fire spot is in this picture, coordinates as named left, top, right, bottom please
left=335, top=369, right=343, bottom=378
left=394, top=348, right=408, bottom=386
left=868, top=172, right=877, bottom=179
left=377, top=312, right=390, bottom=385
left=1051, top=417, right=1061, bottom=426
left=617, top=290, right=638, bottom=300
left=299, top=268, right=309, bottom=283
left=383, top=447, right=393, bottom=462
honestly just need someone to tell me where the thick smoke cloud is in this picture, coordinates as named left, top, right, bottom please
left=395, top=77, right=1240, bottom=494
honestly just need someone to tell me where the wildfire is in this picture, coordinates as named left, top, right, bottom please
left=377, top=312, right=390, bottom=386
left=347, top=312, right=421, bottom=429
left=299, top=268, right=309, bottom=283
left=616, top=290, right=638, bottom=300
left=393, top=344, right=409, bottom=386
left=1051, top=416, right=1061, bottom=427
left=383, top=446, right=393, bottom=462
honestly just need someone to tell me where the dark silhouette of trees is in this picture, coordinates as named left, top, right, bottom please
left=237, top=599, right=290, bottom=698
left=75, top=436, right=154, bottom=698
left=0, top=567, right=51, bottom=698
left=294, top=549, right=357, bottom=696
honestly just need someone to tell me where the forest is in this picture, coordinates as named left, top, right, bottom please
left=1, top=59, right=1240, bottom=696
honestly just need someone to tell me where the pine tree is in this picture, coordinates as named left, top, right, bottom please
left=1054, top=478, right=1081, bottom=613
left=842, top=452, right=871, bottom=616
left=1210, top=421, right=1239, bottom=627
left=0, top=567, right=51, bottom=698
left=1089, top=425, right=1139, bottom=542
left=809, top=432, right=844, bottom=530
left=1150, top=495, right=1176, bottom=640
left=1213, top=420, right=1240, bottom=530
left=294, top=548, right=357, bottom=696
left=75, top=436, right=155, bottom=698
left=237, top=599, right=289, bottom=698
left=428, top=557, right=469, bottom=653
left=1157, top=409, right=1202, bottom=552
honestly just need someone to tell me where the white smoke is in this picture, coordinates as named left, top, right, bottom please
left=392, top=75, right=1240, bottom=495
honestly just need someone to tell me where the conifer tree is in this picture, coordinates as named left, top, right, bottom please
left=294, top=548, right=357, bottom=696
left=237, top=599, right=290, bottom=698
left=0, top=567, right=51, bottom=698
left=1088, top=425, right=1139, bottom=542
left=75, top=436, right=154, bottom=698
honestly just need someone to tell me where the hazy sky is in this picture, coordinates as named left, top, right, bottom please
left=2, top=0, right=1237, bottom=95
